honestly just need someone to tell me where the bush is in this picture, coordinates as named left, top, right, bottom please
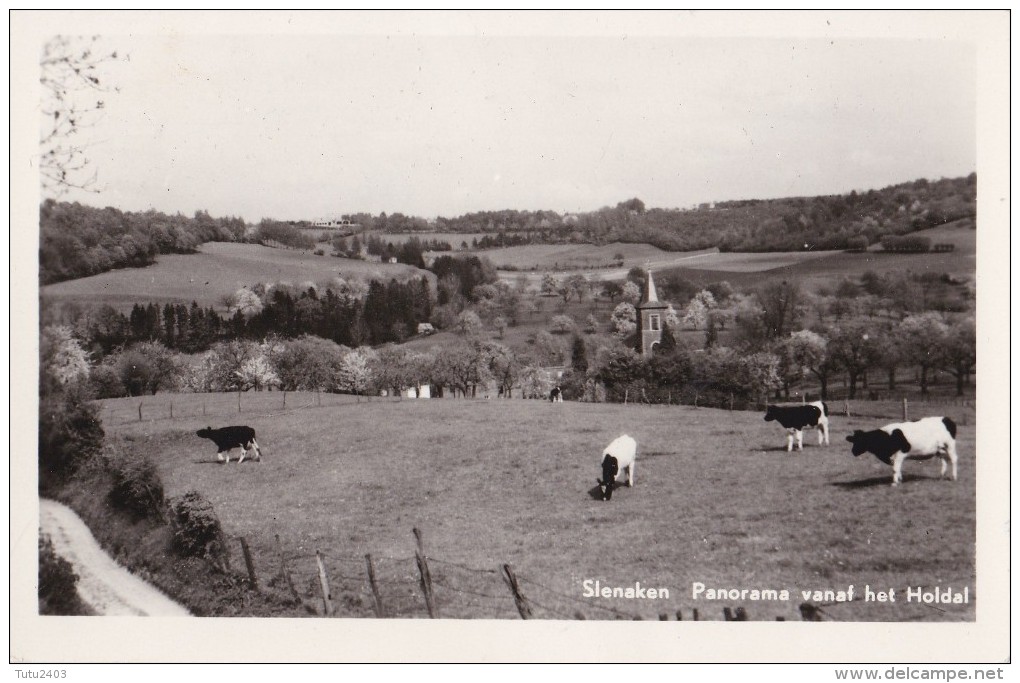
left=168, top=491, right=228, bottom=565
left=38, top=382, right=105, bottom=493
left=107, top=450, right=166, bottom=521
left=89, top=364, right=127, bottom=398
left=38, top=536, right=91, bottom=615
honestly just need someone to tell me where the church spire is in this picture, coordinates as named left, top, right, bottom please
left=642, top=269, right=659, bottom=304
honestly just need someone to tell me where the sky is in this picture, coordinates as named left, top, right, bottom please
left=30, top=12, right=984, bottom=223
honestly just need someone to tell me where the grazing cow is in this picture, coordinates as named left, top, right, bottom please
left=196, top=425, right=262, bottom=464
left=846, top=416, right=958, bottom=487
left=596, top=434, right=637, bottom=501
left=764, top=401, right=830, bottom=451
left=549, top=386, right=563, bottom=403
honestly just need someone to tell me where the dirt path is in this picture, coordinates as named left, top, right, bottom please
left=39, top=500, right=191, bottom=616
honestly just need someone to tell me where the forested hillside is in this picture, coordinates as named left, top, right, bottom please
left=40, top=174, right=975, bottom=285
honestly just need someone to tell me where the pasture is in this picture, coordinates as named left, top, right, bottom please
left=100, top=393, right=976, bottom=621
left=40, top=242, right=432, bottom=313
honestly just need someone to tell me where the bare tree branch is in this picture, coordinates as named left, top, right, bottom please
left=39, top=35, right=124, bottom=197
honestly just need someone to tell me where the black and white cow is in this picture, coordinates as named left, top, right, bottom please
left=764, top=401, right=830, bottom=451
left=596, top=434, right=636, bottom=501
left=196, top=425, right=262, bottom=464
left=549, top=386, right=563, bottom=403
left=846, top=416, right=958, bottom=487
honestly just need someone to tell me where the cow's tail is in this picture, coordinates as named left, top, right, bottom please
left=821, top=401, right=830, bottom=417
left=942, top=417, right=958, bottom=439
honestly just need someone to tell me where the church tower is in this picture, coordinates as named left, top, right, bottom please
left=636, top=269, right=668, bottom=355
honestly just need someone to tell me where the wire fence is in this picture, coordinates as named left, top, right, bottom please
left=214, top=527, right=834, bottom=622
left=96, top=386, right=976, bottom=431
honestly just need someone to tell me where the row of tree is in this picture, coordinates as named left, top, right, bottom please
left=44, top=276, right=436, bottom=358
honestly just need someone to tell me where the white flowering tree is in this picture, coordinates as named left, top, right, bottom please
left=337, top=348, right=376, bottom=396
left=235, top=355, right=280, bottom=391
left=40, top=325, right=90, bottom=388
left=610, top=302, right=637, bottom=337
left=683, top=290, right=717, bottom=330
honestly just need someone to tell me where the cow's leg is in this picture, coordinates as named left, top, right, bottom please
left=786, top=432, right=794, bottom=452
left=796, top=430, right=804, bottom=451
left=627, top=462, right=634, bottom=487
left=891, top=453, right=905, bottom=486
left=945, top=441, right=958, bottom=481
left=250, top=438, right=262, bottom=461
left=238, top=446, right=246, bottom=464
left=217, top=450, right=225, bottom=462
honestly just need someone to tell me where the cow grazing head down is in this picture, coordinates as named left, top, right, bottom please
left=846, top=429, right=911, bottom=465
left=595, top=434, right=637, bottom=501
left=597, top=455, right=619, bottom=501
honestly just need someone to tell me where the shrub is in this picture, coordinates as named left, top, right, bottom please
left=107, top=449, right=166, bottom=521
left=168, top=491, right=228, bottom=565
left=38, top=536, right=90, bottom=615
left=38, top=382, right=105, bottom=493
left=88, top=364, right=127, bottom=398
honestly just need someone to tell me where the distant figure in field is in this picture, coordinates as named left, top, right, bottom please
left=549, top=386, right=563, bottom=403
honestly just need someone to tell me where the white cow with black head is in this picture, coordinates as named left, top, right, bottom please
left=596, top=434, right=636, bottom=501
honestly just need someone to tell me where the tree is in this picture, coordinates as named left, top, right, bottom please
left=828, top=323, right=881, bottom=399
left=785, top=330, right=831, bottom=399
left=40, top=36, right=124, bottom=197
left=40, top=325, right=90, bottom=391
left=616, top=197, right=646, bottom=214
left=540, top=274, right=559, bottom=297
left=621, top=281, right=642, bottom=305
left=235, top=356, right=280, bottom=391
left=943, top=317, right=976, bottom=397
left=337, top=348, right=376, bottom=395
left=570, top=335, right=589, bottom=373
left=610, top=302, right=637, bottom=337
left=898, top=313, right=950, bottom=395
left=656, top=321, right=678, bottom=355
left=564, top=274, right=590, bottom=303
left=602, top=281, right=623, bottom=304
left=455, top=310, right=484, bottom=337
left=550, top=314, right=575, bottom=335
left=532, top=331, right=565, bottom=366
left=755, top=280, right=803, bottom=341
left=478, top=342, right=519, bottom=398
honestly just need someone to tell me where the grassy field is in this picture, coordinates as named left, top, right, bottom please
left=98, top=392, right=976, bottom=621
left=477, top=242, right=674, bottom=271
left=40, top=242, right=433, bottom=313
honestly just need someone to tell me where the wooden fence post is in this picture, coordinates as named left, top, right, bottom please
left=275, top=534, right=300, bottom=601
left=902, top=398, right=908, bottom=421
left=239, top=537, right=259, bottom=593
left=203, top=402, right=206, bottom=417
left=169, top=401, right=173, bottom=419
left=238, top=390, right=242, bottom=413
left=283, top=391, right=287, bottom=409
left=316, top=551, right=334, bottom=616
left=844, top=399, right=850, bottom=417
left=413, top=528, right=438, bottom=618
left=365, top=553, right=385, bottom=618
left=138, top=401, right=143, bottom=422
left=624, top=389, right=628, bottom=405
left=500, top=563, right=532, bottom=619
